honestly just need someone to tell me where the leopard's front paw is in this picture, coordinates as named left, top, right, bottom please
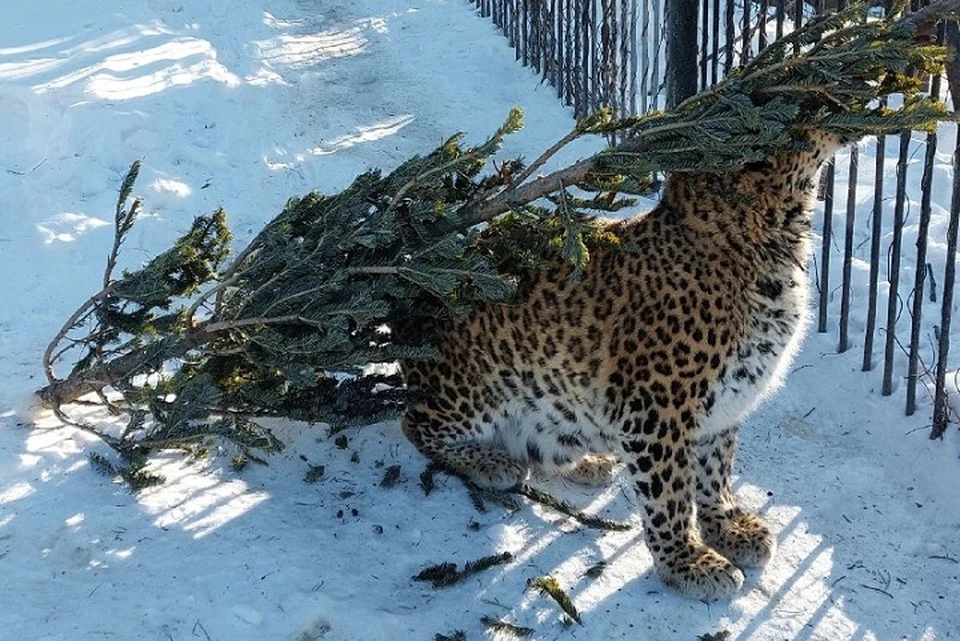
left=656, top=544, right=744, bottom=600
left=702, top=510, right=775, bottom=568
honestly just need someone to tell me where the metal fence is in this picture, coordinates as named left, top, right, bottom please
left=469, top=0, right=960, bottom=438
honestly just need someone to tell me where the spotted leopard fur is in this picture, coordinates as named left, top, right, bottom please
left=402, top=132, right=841, bottom=600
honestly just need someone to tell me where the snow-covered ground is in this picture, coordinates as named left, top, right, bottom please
left=1, top=1, right=959, bottom=640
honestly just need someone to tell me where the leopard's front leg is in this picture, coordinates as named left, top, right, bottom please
left=620, top=418, right=744, bottom=599
left=694, top=425, right=775, bottom=567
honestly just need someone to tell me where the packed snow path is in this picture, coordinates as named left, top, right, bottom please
left=1, top=1, right=958, bottom=639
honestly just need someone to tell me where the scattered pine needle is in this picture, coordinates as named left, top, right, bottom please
left=859, top=584, right=895, bottom=599
left=583, top=561, right=607, bottom=579
left=88, top=452, right=116, bottom=476
left=928, top=554, right=959, bottom=564
left=303, top=464, right=325, bottom=483
left=526, top=575, right=581, bottom=624
left=467, top=483, right=489, bottom=513
left=413, top=552, right=514, bottom=588
left=698, top=631, right=732, bottom=641
left=480, top=615, right=534, bottom=638
left=420, top=464, right=439, bottom=495
left=379, top=464, right=402, bottom=487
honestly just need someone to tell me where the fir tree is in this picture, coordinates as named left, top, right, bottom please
left=37, top=1, right=960, bottom=463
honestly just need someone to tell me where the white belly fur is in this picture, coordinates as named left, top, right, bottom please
left=699, top=265, right=811, bottom=437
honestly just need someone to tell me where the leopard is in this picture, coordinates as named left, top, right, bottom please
left=401, top=130, right=843, bottom=600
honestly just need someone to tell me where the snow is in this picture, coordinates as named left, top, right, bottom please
left=1, top=0, right=959, bottom=640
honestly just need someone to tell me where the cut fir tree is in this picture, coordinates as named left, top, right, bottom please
left=37, top=1, right=960, bottom=466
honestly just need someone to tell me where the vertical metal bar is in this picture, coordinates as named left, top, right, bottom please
left=566, top=0, right=576, bottom=107
left=651, top=0, right=661, bottom=108
left=556, top=0, right=565, bottom=97
left=839, top=144, right=859, bottom=352
left=723, top=0, right=734, bottom=74
left=907, top=128, right=939, bottom=414
left=590, top=0, right=599, bottom=109
left=863, top=113, right=887, bottom=372
left=667, top=0, right=700, bottom=107
left=540, top=0, right=547, bottom=76
left=537, top=0, right=542, bottom=72
left=907, top=21, right=946, bottom=415
left=504, top=0, right=510, bottom=46
left=573, top=0, right=580, bottom=108
left=522, top=0, right=529, bottom=67
left=818, top=159, right=835, bottom=333
left=620, top=0, right=630, bottom=119
left=793, top=0, right=803, bottom=53
left=758, top=0, right=768, bottom=50
left=881, top=131, right=912, bottom=396
left=700, top=0, right=709, bottom=89
left=582, top=0, right=592, bottom=113
left=629, top=0, right=638, bottom=114
left=775, top=0, right=785, bottom=40
left=602, top=0, right=614, bottom=110
left=932, top=134, right=960, bottom=439
left=515, top=0, right=522, bottom=61
left=639, top=0, right=648, bottom=113
left=546, top=0, right=556, bottom=84
left=711, top=0, right=720, bottom=84
left=741, top=0, right=752, bottom=66
left=529, top=0, right=537, bottom=73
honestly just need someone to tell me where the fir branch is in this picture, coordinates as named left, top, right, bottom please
left=106, top=160, right=142, bottom=288
left=508, top=126, right=581, bottom=190
left=469, top=483, right=522, bottom=513
left=526, top=576, right=582, bottom=624
left=42, top=284, right=116, bottom=386
left=462, top=157, right=595, bottom=226
left=516, top=485, right=631, bottom=532
left=87, top=448, right=165, bottom=491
